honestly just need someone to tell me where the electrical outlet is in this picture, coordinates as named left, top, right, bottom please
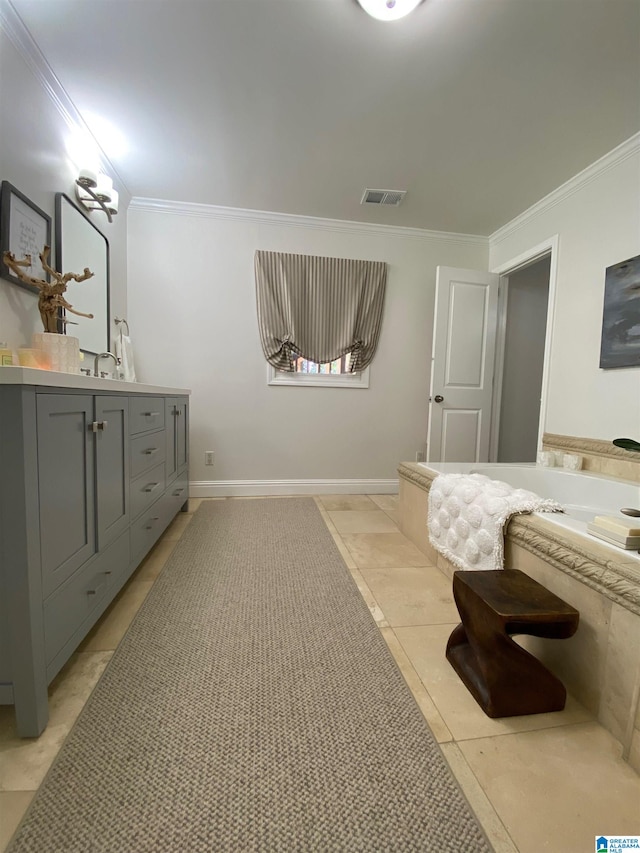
left=415, top=451, right=425, bottom=463
left=205, top=451, right=215, bottom=466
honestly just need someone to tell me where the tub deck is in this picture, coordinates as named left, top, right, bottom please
left=420, top=461, right=640, bottom=553
left=398, top=461, right=640, bottom=774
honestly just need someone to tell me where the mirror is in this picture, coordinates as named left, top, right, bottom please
left=55, top=193, right=109, bottom=355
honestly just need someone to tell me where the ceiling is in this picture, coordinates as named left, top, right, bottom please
left=8, top=0, right=640, bottom=235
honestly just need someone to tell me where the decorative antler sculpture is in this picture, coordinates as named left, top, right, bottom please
left=2, top=245, right=94, bottom=333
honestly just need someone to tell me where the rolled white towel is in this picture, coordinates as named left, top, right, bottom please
left=114, top=332, right=137, bottom=382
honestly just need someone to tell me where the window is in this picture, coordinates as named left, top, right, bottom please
left=255, top=250, right=386, bottom=389
left=267, top=350, right=370, bottom=387
left=295, top=353, right=352, bottom=374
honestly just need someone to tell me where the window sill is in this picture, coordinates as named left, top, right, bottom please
left=267, top=365, right=370, bottom=388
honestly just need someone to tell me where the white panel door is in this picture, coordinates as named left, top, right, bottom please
left=427, top=267, right=499, bottom=462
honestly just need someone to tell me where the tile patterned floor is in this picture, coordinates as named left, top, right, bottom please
left=1, top=495, right=638, bottom=852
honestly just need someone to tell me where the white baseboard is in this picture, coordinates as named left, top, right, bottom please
left=189, top=479, right=399, bottom=498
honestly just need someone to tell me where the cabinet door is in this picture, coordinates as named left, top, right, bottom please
left=176, top=399, right=188, bottom=472
left=165, top=398, right=177, bottom=484
left=165, top=397, right=188, bottom=481
left=37, top=394, right=96, bottom=597
left=95, top=396, right=129, bottom=550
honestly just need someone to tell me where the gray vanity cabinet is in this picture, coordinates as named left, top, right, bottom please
left=37, top=394, right=129, bottom=594
left=0, top=380, right=189, bottom=738
left=36, top=394, right=129, bottom=596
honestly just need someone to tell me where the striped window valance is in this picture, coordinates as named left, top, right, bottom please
left=255, top=250, right=387, bottom=373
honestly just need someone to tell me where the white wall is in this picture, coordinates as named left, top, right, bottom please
left=490, top=139, right=640, bottom=441
left=0, top=18, right=129, bottom=354
left=127, top=205, right=487, bottom=485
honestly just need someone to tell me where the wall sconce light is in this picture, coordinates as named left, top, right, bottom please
left=76, top=168, right=118, bottom=223
left=356, top=0, right=422, bottom=21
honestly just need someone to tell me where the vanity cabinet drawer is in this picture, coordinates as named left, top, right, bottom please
left=165, top=475, right=189, bottom=516
left=130, top=430, right=166, bottom=480
left=43, top=531, right=130, bottom=666
left=130, top=496, right=171, bottom=560
left=129, top=397, right=165, bottom=434
left=131, top=462, right=166, bottom=520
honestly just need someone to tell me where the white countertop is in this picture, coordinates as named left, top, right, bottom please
left=0, top=366, right=190, bottom=395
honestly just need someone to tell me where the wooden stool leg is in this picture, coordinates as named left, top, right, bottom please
left=446, top=578, right=568, bottom=718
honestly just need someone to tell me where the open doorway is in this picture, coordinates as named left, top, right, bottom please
left=490, top=255, right=551, bottom=462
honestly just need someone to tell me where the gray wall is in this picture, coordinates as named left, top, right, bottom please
left=497, top=257, right=550, bottom=462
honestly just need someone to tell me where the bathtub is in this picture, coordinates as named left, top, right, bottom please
left=400, top=459, right=640, bottom=766
left=418, top=461, right=640, bottom=564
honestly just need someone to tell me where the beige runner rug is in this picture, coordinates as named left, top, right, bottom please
left=8, top=498, right=492, bottom=852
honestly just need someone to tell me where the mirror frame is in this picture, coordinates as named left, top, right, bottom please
left=55, top=193, right=110, bottom=355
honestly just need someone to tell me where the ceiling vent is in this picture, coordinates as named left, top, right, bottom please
left=361, top=188, right=407, bottom=206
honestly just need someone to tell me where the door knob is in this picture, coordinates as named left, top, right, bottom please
left=434, top=395, right=444, bottom=403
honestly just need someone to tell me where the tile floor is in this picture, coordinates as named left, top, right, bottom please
left=1, top=495, right=638, bottom=852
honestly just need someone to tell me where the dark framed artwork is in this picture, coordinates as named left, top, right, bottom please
left=0, top=180, right=52, bottom=293
left=599, top=253, right=640, bottom=369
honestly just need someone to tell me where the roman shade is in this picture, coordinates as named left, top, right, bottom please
left=255, top=250, right=387, bottom=372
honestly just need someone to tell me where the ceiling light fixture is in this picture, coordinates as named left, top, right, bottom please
left=75, top=168, right=118, bottom=223
left=356, top=0, right=423, bottom=21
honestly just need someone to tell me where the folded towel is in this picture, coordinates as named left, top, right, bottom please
left=427, top=473, right=563, bottom=571
left=114, top=332, right=136, bottom=382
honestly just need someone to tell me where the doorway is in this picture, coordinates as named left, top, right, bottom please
left=427, top=236, right=558, bottom=464
left=492, top=255, right=551, bottom=462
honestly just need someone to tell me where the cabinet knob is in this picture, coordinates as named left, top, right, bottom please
left=143, top=482, right=160, bottom=493
left=143, top=447, right=159, bottom=455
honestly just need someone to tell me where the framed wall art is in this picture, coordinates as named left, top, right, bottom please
left=599, top=253, right=640, bottom=369
left=0, top=180, right=52, bottom=293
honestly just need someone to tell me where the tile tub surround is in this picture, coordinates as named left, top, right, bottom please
left=543, top=433, right=640, bottom=483
left=398, top=462, right=640, bottom=773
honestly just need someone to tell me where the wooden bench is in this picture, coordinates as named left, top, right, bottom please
left=446, top=569, right=579, bottom=718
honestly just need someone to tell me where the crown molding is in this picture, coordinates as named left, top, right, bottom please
left=1, top=0, right=127, bottom=190
left=490, top=133, right=640, bottom=245
left=1, top=0, right=79, bottom=131
left=129, top=197, right=488, bottom=245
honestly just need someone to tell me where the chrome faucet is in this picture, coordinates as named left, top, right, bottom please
left=94, top=352, right=119, bottom=377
